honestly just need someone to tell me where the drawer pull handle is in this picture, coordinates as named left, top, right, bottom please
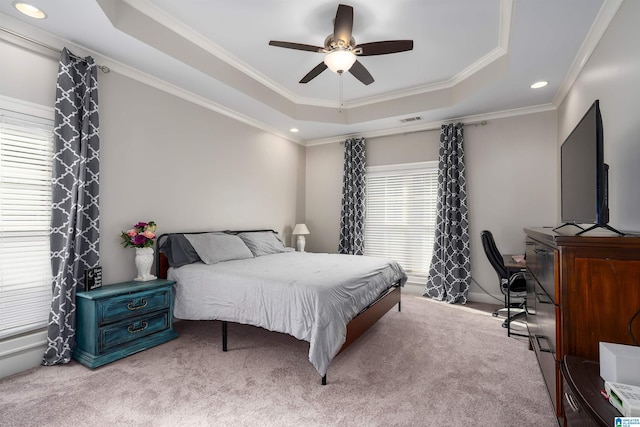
left=565, top=392, right=580, bottom=412
left=127, top=299, right=148, bottom=310
left=535, top=335, right=553, bottom=353
left=128, top=322, right=148, bottom=334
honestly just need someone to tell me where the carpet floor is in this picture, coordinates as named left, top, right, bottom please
left=0, top=295, right=557, bottom=426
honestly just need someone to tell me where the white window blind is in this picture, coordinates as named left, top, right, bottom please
left=0, top=109, right=53, bottom=339
left=364, top=161, right=438, bottom=280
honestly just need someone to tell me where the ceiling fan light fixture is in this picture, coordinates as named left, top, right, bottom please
left=324, top=50, right=356, bottom=74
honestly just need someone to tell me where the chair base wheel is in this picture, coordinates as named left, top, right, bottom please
left=492, top=312, right=498, bottom=317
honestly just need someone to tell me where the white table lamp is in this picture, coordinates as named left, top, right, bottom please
left=292, top=223, right=310, bottom=252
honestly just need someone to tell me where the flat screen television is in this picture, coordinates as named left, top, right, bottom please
left=559, top=100, right=618, bottom=235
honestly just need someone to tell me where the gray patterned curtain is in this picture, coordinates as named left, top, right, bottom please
left=338, top=137, right=366, bottom=255
left=43, top=48, right=100, bottom=365
left=424, top=123, right=470, bottom=304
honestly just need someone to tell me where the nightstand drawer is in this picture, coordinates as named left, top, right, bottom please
left=100, top=310, right=171, bottom=352
left=98, top=289, right=170, bottom=325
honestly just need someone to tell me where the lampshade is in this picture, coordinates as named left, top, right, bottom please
left=292, top=223, right=310, bottom=235
left=323, top=50, right=356, bottom=74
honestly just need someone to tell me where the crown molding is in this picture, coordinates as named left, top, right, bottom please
left=123, top=0, right=299, bottom=103
left=552, top=0, right=624, bottom=108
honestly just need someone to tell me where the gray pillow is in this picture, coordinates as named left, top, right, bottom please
left=159, top=234, right=201, bottom=268
left=237, top=231, right=294, bottom=257
left=184, top=233, right=254, bottom=264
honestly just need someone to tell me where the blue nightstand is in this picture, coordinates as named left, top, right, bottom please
left=73, top=279, right=178, bottom=368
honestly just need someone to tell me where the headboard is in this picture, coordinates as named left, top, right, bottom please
left=155, top=229, right=278, bottom=279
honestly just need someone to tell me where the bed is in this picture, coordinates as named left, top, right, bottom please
left=156, top=230, right=407, bottom=384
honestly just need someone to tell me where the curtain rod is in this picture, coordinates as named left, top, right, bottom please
left=339, top=120, right=488, bottom=144
left=1, top=27, right=110, bottom=73
left=401, top=120, right=488, bottom=136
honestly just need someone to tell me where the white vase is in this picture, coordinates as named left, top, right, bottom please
left=134, top=247, right=156, bottom=281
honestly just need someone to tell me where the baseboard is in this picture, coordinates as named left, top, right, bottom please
left=0, top=330, right=47, bottom=379
left=466, top=291, right=504, bottom=305
left=404, top=283, right=504, bottom=305
left=402, top=282, right=425, bottom=296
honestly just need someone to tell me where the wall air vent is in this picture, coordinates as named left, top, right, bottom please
left=399, top=116, right=422, bottom=123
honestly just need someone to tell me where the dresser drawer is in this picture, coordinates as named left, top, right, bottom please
left=532, top=328, right=558, bottom=414
left=97, top=289, right=170, bottom=325
left=531, top=277, right=560, bottom=417
left=526, top=238, right=556, bottom=301
left=100, top=310, right=171, bottom=352
left=525, top=271, right=537, bottom=337
left=534, top=282, right=557, bottom=357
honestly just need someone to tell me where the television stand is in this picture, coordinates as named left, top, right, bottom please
left=576, top=223, right=625, bottom=236
left=524, top=227, right=640, bottom=423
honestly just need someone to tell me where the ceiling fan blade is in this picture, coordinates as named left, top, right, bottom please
left=269, top=41, right=324, bottom=53
left=349, top=60, right=374, bottom=85
left=333, top=4, right=354, bottom=47
left=357, top=40, right=414, bottom=56
left=300, top=62, right=328, bottom=84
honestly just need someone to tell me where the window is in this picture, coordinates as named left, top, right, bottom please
left=0, top=105, right=53, bottom=339
left=364, top=161, right=438, bottom=282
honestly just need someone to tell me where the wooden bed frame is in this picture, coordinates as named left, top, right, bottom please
left=156, top=231, right=402, bottom=384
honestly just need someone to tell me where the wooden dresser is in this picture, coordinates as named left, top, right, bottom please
left=524, top=227, right=640, bottom=425
left=73, top=279, right=178, bottom=368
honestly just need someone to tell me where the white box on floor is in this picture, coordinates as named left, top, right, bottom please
left=600, top=342, right=640, bottom=386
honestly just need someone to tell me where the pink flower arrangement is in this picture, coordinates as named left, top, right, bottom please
left=120, top=221, right=157, bottom=248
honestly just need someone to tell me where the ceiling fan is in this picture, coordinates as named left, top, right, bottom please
left=269, top=4, right=413, bottom=85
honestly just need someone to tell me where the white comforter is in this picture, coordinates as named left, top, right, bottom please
left=168, top=251, right=406, bottom=376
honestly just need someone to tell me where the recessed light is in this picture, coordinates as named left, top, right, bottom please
left=13, top=2, right=47, bottom=19
left=530, top=81, right=548, bottom=89
left=289, top=128, right=299, bottom=133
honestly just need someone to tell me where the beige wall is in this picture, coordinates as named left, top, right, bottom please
left=558, top=0, right=640, bottom=232
left=305, top=111, right=558, bottom=302
left=466, top=112, right=557, bottom=302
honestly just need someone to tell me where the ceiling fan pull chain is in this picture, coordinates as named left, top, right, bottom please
left=339, top=72, right=344, bottom=114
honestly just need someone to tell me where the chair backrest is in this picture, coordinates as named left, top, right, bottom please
left=481, top=230, right=508, bottom=281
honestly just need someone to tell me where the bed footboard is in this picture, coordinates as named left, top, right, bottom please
left=340, top=285, right=401, bottom=354
left=321, top=285, right=401, bottom=385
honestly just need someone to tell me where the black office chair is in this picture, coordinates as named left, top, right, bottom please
left=481, top=230, right=527, bottom=335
